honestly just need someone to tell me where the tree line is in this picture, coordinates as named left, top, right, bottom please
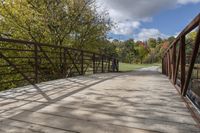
left=102, top=37, right=173, bottom=64
left=102, top=31, right=197, bottom=64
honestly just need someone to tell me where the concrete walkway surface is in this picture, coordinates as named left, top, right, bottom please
left=0, top=66, right=199, bottom=133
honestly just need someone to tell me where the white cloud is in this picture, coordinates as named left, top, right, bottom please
left=97, top=0, right=200, bottom=22
left=135, top=28, right=168, bottom=41
left=96, top=0, right=200, bottom=37
left=96, top=0, right=175, bottom=22
left=96, top=0, right=170, bottom=36
left=111, top=21, right=140, bottom=35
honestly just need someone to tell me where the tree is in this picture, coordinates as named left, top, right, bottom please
left=0, top=0, right=111, bottom=90
left=159, top=41, right=170, bottom=57
left=187, top=31, right=197, bottom=46
left=186, top=31, right=197, bottom=57
left=157, top=37, right=163, bottom=44
left=135, top=42, right=149, bottom=64
left=122, top=39, right=136, bottom=63
left=147, top=38, right=157, bottom=48
left=100, top=40, right=118, bottom=57
left=167, top=36, right=175, bottom=44
left=0, top=0, right=110, bottom=51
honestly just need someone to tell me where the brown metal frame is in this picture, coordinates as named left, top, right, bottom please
left=0, top=38, right=119, bottom=90
left=162, top=13, right=200, bottom=96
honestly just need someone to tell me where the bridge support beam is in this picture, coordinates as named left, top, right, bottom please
left=180, top=36, right=186, bottom=94
left=183, top=22, right=200, bottom=96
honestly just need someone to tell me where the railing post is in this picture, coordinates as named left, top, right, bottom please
left=60, top=47, right=63, bottom=76
left=167, top=52, right=171, bottom=78
left=165, top=56, right=168, bottom=76
left=170, top=48, right=173, bottom=79
left=174, top=45, right=181, bottom=84
left=108, top=57, right=110, bottom=72
left=183, top=22, right=200, bottom=96
left=172, top=44, right=176, bottom=83
left=163, top=57, right=166, bottom=75
left=166, top=54, right=168, bottom=75
left=34, top=43, right=39, bottom=83
left=63, top=48, right=67, bottom=77
left=81, top=51, right=84, bottom=75
left=180, top=36, right=186, bottom=94
left=162, top=58, right=164, bottom=74
left=93, top=53, right=96, bottom=74
left=102, top=55, right=104, bottom=73
left=163, top=57, right=165, bottom=75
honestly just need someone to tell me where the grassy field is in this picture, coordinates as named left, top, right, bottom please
left=119, top=63, right=161, bottom=72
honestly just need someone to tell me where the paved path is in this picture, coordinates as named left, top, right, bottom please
left=0, top=67, right=199, bottom=133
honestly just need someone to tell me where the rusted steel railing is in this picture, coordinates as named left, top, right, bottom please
left=0, top=38, right=119, bottom=90
left=162, top=13, right=200, bottom=109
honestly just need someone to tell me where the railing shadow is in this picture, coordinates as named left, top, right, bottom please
left=0, top=68, right=199, bottom=132
left=0, top=73, right=120, bottom=114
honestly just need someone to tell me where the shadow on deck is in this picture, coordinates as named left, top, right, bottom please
left=0, top=67, right=199, bottom=133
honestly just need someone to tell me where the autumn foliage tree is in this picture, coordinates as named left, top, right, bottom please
left=0, top=0, right=111, bottom=51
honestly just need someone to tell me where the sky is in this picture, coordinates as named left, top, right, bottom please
left=96, top=0, right=200, bottom=41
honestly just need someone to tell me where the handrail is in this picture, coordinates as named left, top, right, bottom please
left=163, top=13, right=200, bottom=57
left=0, top=37, right=119, bottom=90
left=0, top=37, right=111, bottom=57
left=162, top=13, right=200, bottom=109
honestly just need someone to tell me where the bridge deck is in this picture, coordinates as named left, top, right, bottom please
left=0, top=67, right=199, bottom=133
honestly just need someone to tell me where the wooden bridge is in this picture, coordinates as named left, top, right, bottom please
left=0, top=14, right=200, bottom=133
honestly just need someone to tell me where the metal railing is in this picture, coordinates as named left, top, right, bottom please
left=162, top=13, right=200, bottom=109
left=0, top=38, right=119, bottom=90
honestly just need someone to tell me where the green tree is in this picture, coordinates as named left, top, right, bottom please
left=0, top=0, right=110, bottom=51
left=135, top=42, right=149, bottom=64
left=0, top=0, right=111, bottom=90
left=123, top=39, right=136, bottom=63
left=167, top=36, right=175, bottom=44
left=147, top=38, right=157, bottom=48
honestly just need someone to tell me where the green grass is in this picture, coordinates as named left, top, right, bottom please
left=119, top=63, right=161, bottom=72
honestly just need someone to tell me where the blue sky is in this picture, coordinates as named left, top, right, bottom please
left=97, top=0, right=200, bottom=41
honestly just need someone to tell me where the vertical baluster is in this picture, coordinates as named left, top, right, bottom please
left=174, top=44, right=181, bottom=84
left=63, top=48, right=67, bottom=77
left=180, top=36, right=186, bottom=93
left=93, top=53, right=96, bottom=74
left=183, top=22, right=200, bottom=96
left=59, top=47, right=62, bottom=77
left=81, top=51, right=84, bottom=75
left=102, top=55, right=104, bottom=73
left=34, top=43, right=39, bottom=83
left=108, top=57, right=111, bottom=72
left=172, top=44, right=176, bottom=83
left=167, top=52, right=171, bottom=78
